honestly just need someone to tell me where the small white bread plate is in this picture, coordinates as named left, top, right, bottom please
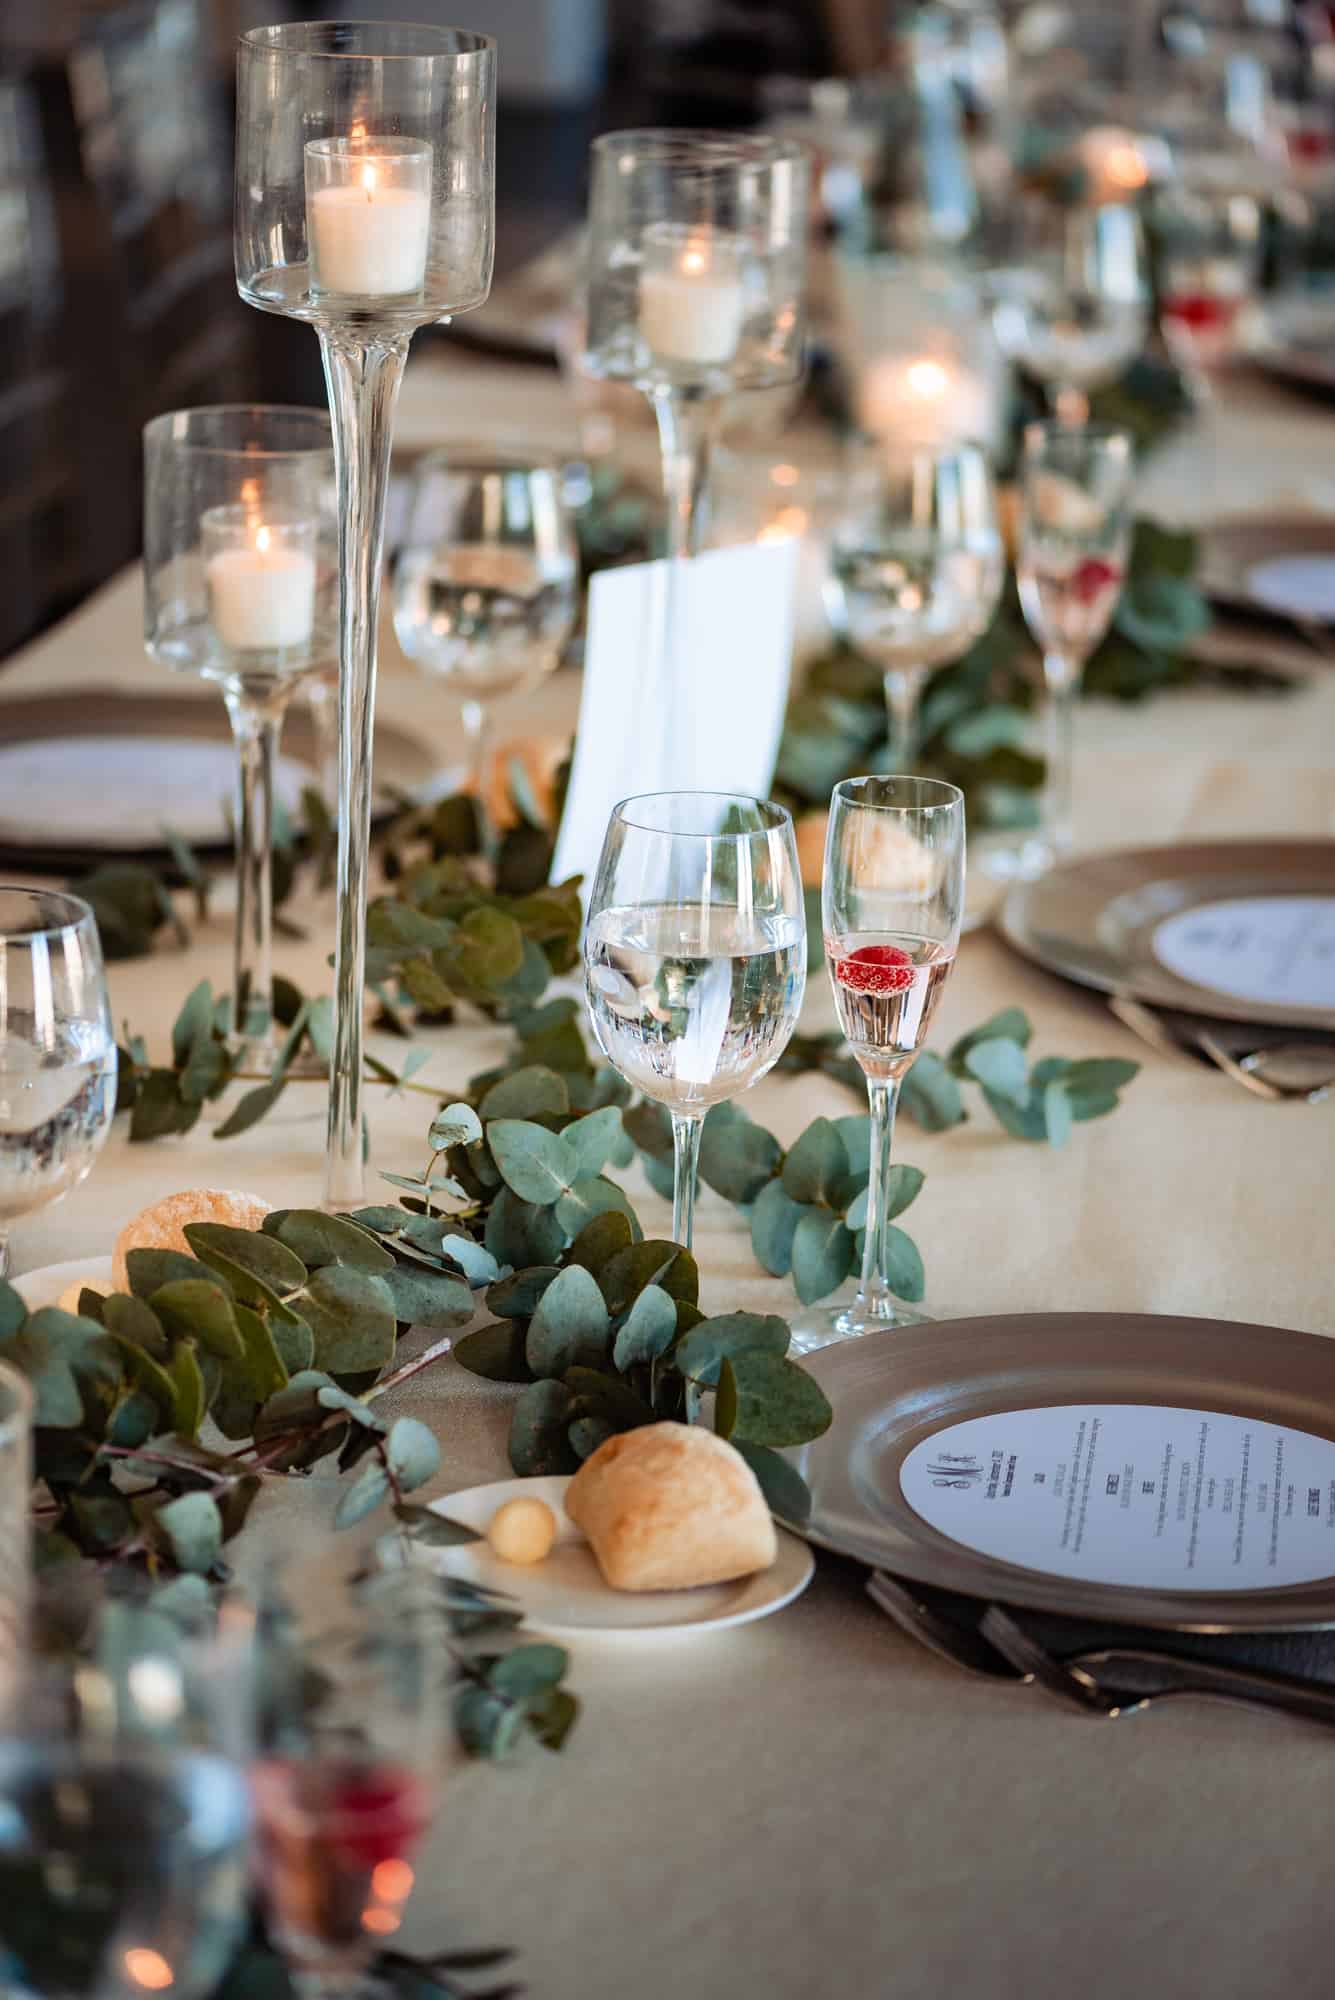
left=421, top=1476, right=814, bottom=1639
left=14, top=1257, right=114, bottom=1311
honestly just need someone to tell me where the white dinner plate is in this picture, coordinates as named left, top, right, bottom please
left=13, top=1256, right=113, bottom=1311
left=421, top=1476, right=814, bottom=1639
left=0, top=739, right=312, bottom=851
left=1245, top=553, right=1335, bottom=624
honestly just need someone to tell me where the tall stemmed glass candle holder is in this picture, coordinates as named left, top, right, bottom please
left=792, top=777, right=965, bottom=1354
left=583, top=132, right=808, bottom=770
left=234, top=23, right=496, bottom=1207
left=144, top=407, right=336, bottom=1062
left=583, top=793, right=806, bottom=1250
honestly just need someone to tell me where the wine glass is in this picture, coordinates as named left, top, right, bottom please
left=391, top=449, right=579, bottom=837
left=1153, top=181, right=1263, bottom=389
left=142, top=406, right=337, bottom=1062
left=251, top=1570, right=446, bottom=1997
left=1016, top=422, right=1134, bottom=862
left=583, top=793, right=806, bottom=1251
left=991, top=203, right=1150, bottom=424
left=0, top=888, right=116, bottom=1278
left=0, top=1606, right=254, bottom=2000
left=824, top=439, right=1005, bottom=767
left=794, top=776, right=965, bottom=1353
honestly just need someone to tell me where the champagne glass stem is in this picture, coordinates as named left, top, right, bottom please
left=461, top=697, right=493, bottom=855
left=1043, top=651, right=1078, bottom=856
left=0, top=1232, right=8, bottom=1281
left=1053, top=382, right=1090, bottom=427
left=857, top=1075, right=903, bottom=1321
left=882, top=666, right=922, bottom=768
left=223, top=681, right=291, bottom=1064
left=670, top=1109, right=704, bottom=1251
left=319, top=329, right=411, bottom=1211
left=305, top=670, right=340, bottom=809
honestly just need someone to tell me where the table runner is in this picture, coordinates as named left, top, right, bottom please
left=3, top=351, right=1335, bottom=1999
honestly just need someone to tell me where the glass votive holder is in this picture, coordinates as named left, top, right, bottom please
left=304, top=137, right=434, bottom=301
left=201, top=506, right=318, bottom=660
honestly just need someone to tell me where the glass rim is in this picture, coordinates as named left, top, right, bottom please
left=610, top=790, right=794, bottom=839
left=1021, top=419, right=1134, bottom=459
left=831, top=776, right=964, bottom=817
left=239, top=20, right=495, bottom=59
left=0, top=885, right=98, bottom=940
left=142, top=405, right=333, bottom=460
left=591, top=126, right=809, bottom=170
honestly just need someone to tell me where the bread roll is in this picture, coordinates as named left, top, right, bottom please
left=112, top=1189, right=272, bottom=1291
left=566, top=1423, right=777, bottom=1592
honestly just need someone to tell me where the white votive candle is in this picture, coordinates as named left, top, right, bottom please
left=856, top=354, right=993, bottom=449
left=639, top=223, right=748, bottom=367
left=305, top=138, right=433, bottom=298
left=203, top=514, right=317, bottom=654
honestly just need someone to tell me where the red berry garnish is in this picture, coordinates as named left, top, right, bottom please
left=1070, top=557, right=1121, bottom=606
left=1162, top=293, right=1237, bottom=332
left=831, top=944, right=915, bottom=994
left=327, top=1765, right=429, bottom=1870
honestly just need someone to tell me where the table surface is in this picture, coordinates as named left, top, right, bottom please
left=6, top=350, right=1335, bottom=2000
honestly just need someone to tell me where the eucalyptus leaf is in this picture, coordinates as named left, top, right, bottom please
left=948, top=1008, right=1033, bottom=1067
left=437, top=1235, right=500, bottom=1287
left=184, top=1224, right=307, bottom=1299
left=554, top=1175, right=641, bottom=1240
left=484, top=1190, right=568, bottom=1269
left=156, top=1491, right=223, bottom=1573
left=488, top=1267, right=560, bottom=1319
left=781, top=1119, right=847, bottom=1205
left=452, top=1321, right=533, bottom=1383
left=611, top=1283, right=677, bottom=1370
left=126, top=1249, right=230, bottom=1301
left=171, top=980, right=215, bottom=1069
left=487, top=1643, right=568, bottom=1699
left=731, top=1439, right=813, bottom=1526
left=526, top=1264, right=610, bottom=1378
left=303, top=1268, right=397, bottom=1374
left=963, top=1037, right=1030, bottom=1104
left=232, top=1303, right=290, bottom=1402
left=901, top=1052, right=966, bottom=1131
left=791, top=1211, right=855, bottom=1306
left=385, top=1416, right=440, bottom=1492
left=165, top=1341, right=206, bottom=1435
left=0, top=1283, right=26, bottom=1342
left=749, top=1179, right=805, bottom=1278
left=982, top=1087, right=1049, bottom=1141
left=714, top=1356, right=738, bottom=1440
left=429, top=1104, right=483, bottom=1151
left=564, top=1367, right=655, bottom=1430
left=392, top=1503, right=480, bottom=1547
left=149, top=1280, right=244, bottom=1362
left=882, top=1163, right=926, bottom=1220
left=569, top=1413, right=615, bottom=1459
left=509, top=1378, right=579, bottom=1476
left=478, top=1066, right=569, bottom=1122
left=334, top=1458, right=391, bottom=1529
left=675, top=1311, right=790, bottom=1386
left=561, top=1106, right=622, bottom=1181
left=102, top=1293, right=170, bottom=1360
left=213, top=1079, right=286, bottom=1139
left=268, top=1210, right=395, bottom=1273
left=699, top=1107, right=782, bottom=1203
left=382, top=1264, right=475, bottom=1329
left=599, top=1240, right=699, bottom=1315
left=487, top=1120, right=577, bottom=1205
left=1043, top=1080, right=1073, bottom=1146
left=727, top=1352, right=833, bottom=1449
left=881, top=1224, right=926, bottom=1302
left=269, top=1313, right=315, bottom=1377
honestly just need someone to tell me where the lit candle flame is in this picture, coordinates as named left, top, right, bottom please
left=361, top=163, right=377, bottom=199
left=905, top=359, right=950, bottom=401
left=124, top=1951, right=174, bottom=1990
left=255, top=525, right=271, bottom=554
left=680, top=244, right=707, bottom=277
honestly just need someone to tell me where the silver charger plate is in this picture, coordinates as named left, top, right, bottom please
left=1198, top=512, right=1335, bottom=627
left=791, top=1314, right=1335, bottom=1632
left=998, top=838, right=1335, bottom=1032
left=1249, top=289, right=1335, bottom=400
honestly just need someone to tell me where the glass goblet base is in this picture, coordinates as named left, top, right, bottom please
left=788, top=1287, right=934, bottom=1356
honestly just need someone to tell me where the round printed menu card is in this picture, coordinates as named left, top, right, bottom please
left=899, top=1406, right=1335, bottom=1591
left=1151, top=896, right=1335, bottom=1010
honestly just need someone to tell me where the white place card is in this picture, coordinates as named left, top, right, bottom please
left=551, top=539, right=799, bottom=893
left=901, top=1404, right=1335, bottom=1592
left=1151, top=895, right=1335, bottom=1010
left=1246, top=553, right=1335, bottom=623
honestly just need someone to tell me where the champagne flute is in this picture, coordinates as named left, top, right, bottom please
left=0, top=1607, right=254, bottom=2000
left=1016, top=423, right=1133, bottom=861
left=583, top=793, right=806, bottom=1251
left=251, top=1570, right=446, bottom=1998
left=794, top=776, right=965, bottom=1353
left=824, top=439, right=1005, bottom=766
left=0, top=888, right=116, bottom=1278
left=991, top=203, right=1149, bottom=424
left=391, top=450, right=579, bottom=838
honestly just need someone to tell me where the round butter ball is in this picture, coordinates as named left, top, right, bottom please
left=487, top=1496, right=557, bottom=1565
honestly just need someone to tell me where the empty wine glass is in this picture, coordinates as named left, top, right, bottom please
left=0, top=1604, right=254, bottom=2000
left=991, top=203, right=1150, bottom=424
left=584, top=793, right=806, bottom=1251
left=794, top=776, right=965, bottom=1353
left=1016, top=422, right=1134, bottom=862
left=251, top=1570, right=446, bottom=1998
left=392, top=450, right=579, bottom=834
left=0, top=889, right=116, bottom=1278
left=825, top=439, right=1005, bottom=766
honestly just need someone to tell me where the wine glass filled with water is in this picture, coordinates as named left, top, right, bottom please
left=0, top=888, right=116, bottom=1277
left=1016, top=422, right=1133, bottom=863
left=392, top=449, right=579, bottom=834
left=0, top=1605, right=254, bottom=2000
left=584, top=793, right=806, bottom=1250
left=825, top=439, right=1004, bottom=768
left=794, top=776, right=965, bottom=1353
left=991, top=203, right=1149, bottom=425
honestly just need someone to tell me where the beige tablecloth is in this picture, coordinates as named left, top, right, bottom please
left=5, top=350, right=1335, bottom=2000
